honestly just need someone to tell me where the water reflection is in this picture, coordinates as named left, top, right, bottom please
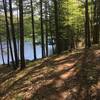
left=0, top=41, right=55, bottom=64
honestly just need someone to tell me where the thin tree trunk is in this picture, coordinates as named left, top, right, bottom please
left=49, top=14, right=55, bottom=54
left=16, top=2, right=20, bottom=60
left=0, top=37, right=5, bottom=65
left=30, top=0, right=37, bottom=60
left=40, top=0, right=45, bottom=58
left=19, top=0, right=25, bottom=69
left=3, top=0, right=15, bottom=68
left=7, top=37, right=9, bottom=66
left=54, top=0, right=61, bottom=54
left=48, top=3, right=55, bottom=54
left=93, top=0, right=100, bottom=44
left=9, top=0, right=19, bottom=68
left=85, top=0, right=91, bottom=48
left=45, top=1, right=48, bottom=56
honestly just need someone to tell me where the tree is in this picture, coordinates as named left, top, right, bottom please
left=0, top=36, right=5, bottom=65
left=30, top=0, right=37, bottom=60
left=85, top=0, right=91, bottom=48
left=54, top=0, right=62, bottom=54
left=9, top=0, right=19, bottom=68
left=93, top=0, right=100, bottom=44
left=19, top=0, right=25, bottom=69
left=40, top=0, right=45, bottom=57
left=48, top=1, right=55, bottom=53
left=3, top=0, right=15, bottom=68
left=45, top=0, right=48, bottom=56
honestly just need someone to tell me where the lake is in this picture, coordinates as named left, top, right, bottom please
left=0, top=41, right=55, bottom=64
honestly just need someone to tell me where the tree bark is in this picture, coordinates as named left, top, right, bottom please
left=3, top=0, right=15, bottom=68
left=54, top=0, right=62, bottom=54
left=19, top=0, right=25, bottom=69
left=85, top=0, right=91, bottom=48
left=30, top=0, right=37, bottom=60
left=9, top=0, right=19, bottom=68
left=45, top=0, right=48, bottom=56
left=40, top=0, right=45, bottom=58
left=0, top=37, right=5, bottom=65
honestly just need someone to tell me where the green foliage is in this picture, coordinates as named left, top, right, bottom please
left=0, top=0, right=92, bottom=43
left=59, top=0, right=84, bottom=36
left=24, top=16, right=41, bottom=40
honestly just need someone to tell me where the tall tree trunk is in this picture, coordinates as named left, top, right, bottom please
left=54, top=0, right=61, bottom=54
left=90, top=0, right=94, bottom=41
left=70, top=33, right=75, bottom=50
left=9, top=0, right=19, bottom=68
left=48, top=3, right=55, bottom=54
left=93, top=0, right=100, bottom=44
left=19, top=0, right=25, bottom=69
left=30, top=0, right=37, bottom=60
left=16, top=2, right=20, bottom=60
left=0, top=37, right=5, bottom=65
left=40, top=0, right=45, bottom=58
left=7, top=37, right=9, bottom=66
left=45, top=0, right=48, bottom=56
left=85, top=0, right=91, bottom=48
left=3, top=0, right=15, bottom=68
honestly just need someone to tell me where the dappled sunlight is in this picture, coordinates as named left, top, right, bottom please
left=0, top=47, right=100, bottom=100
left=57, top=61, right=78, bottom=72
left=0, top=59, right=55, bottom=99
left=0, top=50, right=81, bottom=100
left=0, top=0, right=100, bottom=99
left=97, top=82, right=100, bottom=89
left=95, top=50, right=100, bottom=55
left=54, top=55, right=70, bottom=61
left=59, top=91, right=71, bottom=99
left=60, top=68, right=78, bottom=80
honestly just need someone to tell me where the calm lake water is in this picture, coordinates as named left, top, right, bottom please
left=0, top=41, right=55, bottom=64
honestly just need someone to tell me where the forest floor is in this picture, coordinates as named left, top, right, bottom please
left=0, top=45, right=100, bottom=100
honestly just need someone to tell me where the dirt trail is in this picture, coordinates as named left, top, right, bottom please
left=0, top=47, right=100, bottom=100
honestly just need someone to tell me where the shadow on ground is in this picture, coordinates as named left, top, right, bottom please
left=0, top=48, right=100, bottom=100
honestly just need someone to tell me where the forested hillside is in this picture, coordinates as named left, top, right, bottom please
left=0, top=0, right=100, bottom=100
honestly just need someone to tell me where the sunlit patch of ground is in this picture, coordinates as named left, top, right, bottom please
left=0, top=46, right=100, bottom=100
